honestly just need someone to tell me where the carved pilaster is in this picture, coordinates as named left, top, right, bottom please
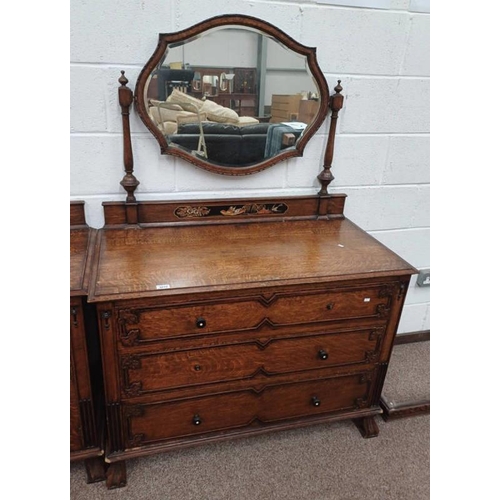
left=79, top=399, right=97, bottom=447
left=107, top=402, right=124, bottom=453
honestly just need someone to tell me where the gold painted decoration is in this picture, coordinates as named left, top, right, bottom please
left=175, top=203, right=288, bottom=219
left=174, top=206, right=211, bottom=218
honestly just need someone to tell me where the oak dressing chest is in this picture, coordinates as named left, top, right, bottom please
left=84, top=15, right=418, bottom=488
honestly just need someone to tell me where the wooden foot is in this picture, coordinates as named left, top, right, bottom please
left=106, top=461, right=127, bottom=489
left=353, top=416, right=379, bottom=438
left=84, top=456, right=106, bottom=483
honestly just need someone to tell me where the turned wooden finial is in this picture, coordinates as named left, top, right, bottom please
left=118, top=72, right=140, bottom=222
left=317, top=79, right=344, bottom=196
left=119, top=70, right=129, bottom=86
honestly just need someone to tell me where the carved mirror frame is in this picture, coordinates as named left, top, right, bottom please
left=133, top=14, right=330, bottom=176
left=117, top=15, right=344, bottom=213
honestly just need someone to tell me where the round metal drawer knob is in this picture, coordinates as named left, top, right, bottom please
left=326, top=303, right=334, bottom=310
left=192, top=415, right=202, bottom=425
left=311, top=396, right=321, bottom=407
left=196, top=318, right=206, bottom=328
left=318, top=349, right=329, bottom=360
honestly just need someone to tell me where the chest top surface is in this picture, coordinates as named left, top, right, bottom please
left=89, top=218, right=416, bottom=302
left=70, top=228, right=95, bottom=296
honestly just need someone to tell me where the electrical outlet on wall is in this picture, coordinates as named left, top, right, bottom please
left=416, top=269, right=430, bottom=287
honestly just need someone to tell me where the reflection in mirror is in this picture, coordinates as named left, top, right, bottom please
left=143, top=25, right=324, bottom=169
left=192, top=72, right=201, bottom=91
left=202, top=75, right=219, bottom=97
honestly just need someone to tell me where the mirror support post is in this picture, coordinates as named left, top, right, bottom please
left=318, top=81, right=344, bottom=196
left=118, top=71, right=140, bottom=224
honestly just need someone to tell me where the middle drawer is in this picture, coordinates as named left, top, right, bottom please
left=120, top=328, right=384, bottom=398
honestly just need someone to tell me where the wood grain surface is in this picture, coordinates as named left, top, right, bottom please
left=90, top=218, right=416, bottom=302
left=124, top=372, right=373, bottom=446
left=70, top=201, right=87, bottom=226
left=70, top=230, right=92, bottom=295
left=115, top=284, right=391, bottom=342
left=122, top=329, right=383, bottom=396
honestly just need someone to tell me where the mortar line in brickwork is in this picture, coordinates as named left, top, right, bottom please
left=70, top=132, right=153, bottom=137
left=70, top=62, right=143, bottom=69
left=379, top=140, right=391, bottom=187
left=69, top=62, right=430, bottom=80
left=324, top=73, right=429, bottom=79
left=70, top=132, right=429, bottom=138
left=397, top=11, right=414, bottom=76
left=368, top=226, right=429, bottom=235
left=72, top=188, right=318, bottom=200
left=250, top=0, right=429, bottom=15
left=339, top=183, right=429, bottom=189
left=337, top=132, right=429, bottom=137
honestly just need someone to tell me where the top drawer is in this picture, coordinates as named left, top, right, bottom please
left=117, top=284, right=396, bottom=346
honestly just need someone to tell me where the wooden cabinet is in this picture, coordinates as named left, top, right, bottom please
left=190, top=67, right=258, bottom=116
left=270, top=94, right=303, bottom=123
left=70, top=201, right=106, bottom=484
left=88, top=196, right=416, bottom=488
left=298, top=99, right=321, bottom=124
left=270, top=95, right=320, bottom=124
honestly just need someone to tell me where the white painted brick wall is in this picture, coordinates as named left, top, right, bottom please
left=301, top=7, right=410, bottom=75
left=70, top=0, right=430, bottom=334
left=383, top=135, right=430, bottom=184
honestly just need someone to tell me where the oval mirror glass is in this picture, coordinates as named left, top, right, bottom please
left=135, top=15, right=329, bottom=175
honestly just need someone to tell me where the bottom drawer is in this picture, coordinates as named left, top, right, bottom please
left=123, top=371, right=374, bottom=448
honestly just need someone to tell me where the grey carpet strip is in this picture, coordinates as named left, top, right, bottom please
left=382, top=341, right=430, bottom=404
left=71, top=415, right=429, bottom=500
